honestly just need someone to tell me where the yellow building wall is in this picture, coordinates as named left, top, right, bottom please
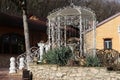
left=96, top=15, right=120, bottom=52
left=85, top=30, right=94, bottom=52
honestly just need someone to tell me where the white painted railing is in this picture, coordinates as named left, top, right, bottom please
left=16, top=43, right=51, bottom=70
left=16, top=47, right=39, bottom=69
left=9, top=42, right=51, bottom=73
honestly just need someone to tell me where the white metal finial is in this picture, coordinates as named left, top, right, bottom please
left=38, top=42, right=45, bottom=62
left=70, top=0, right=74, bottom=7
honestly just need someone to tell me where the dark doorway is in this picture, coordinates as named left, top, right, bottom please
left=0, top=33, right=25, bottom=54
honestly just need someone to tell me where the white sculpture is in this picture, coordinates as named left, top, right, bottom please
left=9, top=57, right=16, bottom=73
left=67, top=44, right=74, bottom=53
left=38, top=42, right=45, bottom=62
left=19, top=57, right=25, bottom=70
left=44, top=44, right=50, bottom=53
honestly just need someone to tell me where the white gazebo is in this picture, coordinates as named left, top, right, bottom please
left=47, top=4, right=96, bottom=57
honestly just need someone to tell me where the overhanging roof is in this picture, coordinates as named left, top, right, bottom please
left=0, top=12, right=47, bottom=32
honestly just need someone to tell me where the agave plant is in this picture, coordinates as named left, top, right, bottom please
left=85, top=55, right=101, bottom=67
left=42, top=46, right=73, bottom=66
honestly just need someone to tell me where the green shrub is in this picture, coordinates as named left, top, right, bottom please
left=86, top=55, right=101, bottom=67
left=42, top=46, right=73, bottom=66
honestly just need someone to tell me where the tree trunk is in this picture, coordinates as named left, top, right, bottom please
left=22, top=9, right=31, bottom=67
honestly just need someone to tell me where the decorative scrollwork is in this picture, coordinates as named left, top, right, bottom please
left=16, top=46, right=40, bottom=69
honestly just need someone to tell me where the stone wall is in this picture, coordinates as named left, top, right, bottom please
left=29, top=64, right=120, bottom=80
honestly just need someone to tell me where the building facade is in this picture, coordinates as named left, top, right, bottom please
left=96, top=12, right=120, bottom=52
left=0, top=12, right=47, bottom=54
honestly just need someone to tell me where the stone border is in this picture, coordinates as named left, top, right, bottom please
left=29, top=64, right=120, bottom=80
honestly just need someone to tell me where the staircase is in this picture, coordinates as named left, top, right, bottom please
left=16, top=46, right=39, bottom=69
left=0, top=46, right=40, bottom=80
left=0, top=47, right=40, bottom=80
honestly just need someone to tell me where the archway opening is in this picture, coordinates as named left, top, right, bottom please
left=0, top=33, right=25, bottom=54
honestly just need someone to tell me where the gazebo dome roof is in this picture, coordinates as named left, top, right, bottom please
left=47, top=5, right=95, bottom=20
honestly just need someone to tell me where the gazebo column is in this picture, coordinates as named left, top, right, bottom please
left=64, top=16, right=67, bottom=46
left=57, top=16, right=61, bottom=47
left=92, top=17, right=96, bottom=57
left=51, top=19, right=55, bottom=48
left=83, top=19, right=86, bottom=55
left=79, top=10, right=83, bottom=57
left=48, top=19, right=51, bottom=47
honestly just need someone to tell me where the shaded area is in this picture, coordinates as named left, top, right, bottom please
left=0, top=54, right=18, bottom=68
left=0, top=12, right=47, bottom=32
left=0, top=68, right=22, bottom=80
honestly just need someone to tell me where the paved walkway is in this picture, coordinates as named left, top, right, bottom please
left=0, top=68, right=22, bottom=80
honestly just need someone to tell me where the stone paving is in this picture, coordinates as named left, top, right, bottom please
left=0, top=68, right=22, bottom=80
